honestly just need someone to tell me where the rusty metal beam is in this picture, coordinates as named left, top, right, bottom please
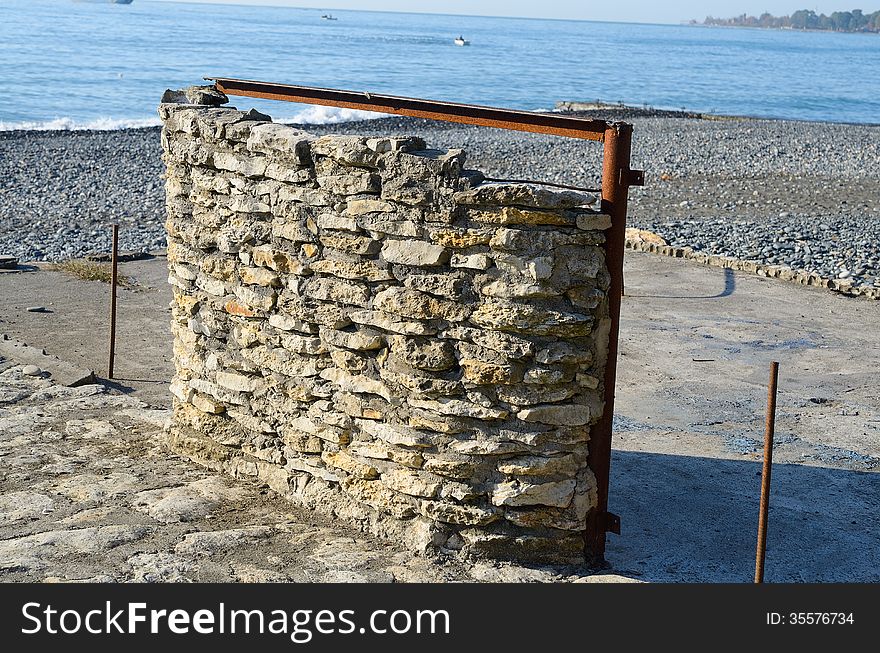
left=584, top=122, right=636, bottom=567
left=208, top=77, right=608, bottom=141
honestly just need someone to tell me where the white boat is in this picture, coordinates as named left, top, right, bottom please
left=454, top=36, right=470, bottom=46
left=321, top=14, right=338, bottom=20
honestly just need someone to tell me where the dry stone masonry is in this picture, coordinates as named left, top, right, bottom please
left=159, top=86, right=613, bottom=563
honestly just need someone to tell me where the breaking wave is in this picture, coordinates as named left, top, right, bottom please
left=0, top=106, right=385, bottom=132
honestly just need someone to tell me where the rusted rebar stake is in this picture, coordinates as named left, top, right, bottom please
left=108, top=224, right=119, bottom=379
left=754, top=360, right=779, bottom=583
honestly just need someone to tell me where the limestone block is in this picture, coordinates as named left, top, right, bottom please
left=387, top=336, right=455, bottom=371
left=268, top=314, right=318, bottom=334
left=303, top=276, right=370, bottom=307
left=321, top=450, right=378, bottom=480
left=467, top=206, right=576, bottom=227
left=459, top=359, right=519, bottom=385
left=418, top=501, right=500, bottom=526
left=316, top=170, right=380, bottom=195
left=380, top=239, right=448, bottom=267
left=246, top=123, right=313, bottom=164
left=402, top=273, right=465, bottom=299
left=470, top=300, right=592, bottom=336
left=319, top=233, right=381, bottom=256
left=320, top=327, right=386, bottom=351
left=497, top=454, right=580, bottom=477
left=381, top=468, right=441, bottom=498
left=311, top=135, right=382, bottom=168
left=310, top=259, right=394, bottom=282
left=453, top=183, right=597, bottom=209
left=215, top=371, right=260, bottom=393
left=373, top=287, right=470, bottom=321
left=213, top=151, right=267, bottom=178
left=191, top=393, right=226, bottom=415
left=315, top=212, right=360, bottom=232
left=320, top=368, right=393, bottom=401
left=497, top=384, right=577, bottom=406
left=422, top=457, right=476, bottom=480
left=490, top=479, right=576, bottom=508
left=517, top=403, right=591, bottom=427
left=287, top=416, right=350, bottom=445
left=408, top=398, right=508, bottom=420
left=429, top=227, right=494, bottom=249
left=343, top=199, right=395, bottom=216
left=349, top=310, right=437, bottom=336
left=279, top=334, right=327, bottom=355
left=450, top=253, right=491, bottom=270
left=239, top=267, right=281, bottom=287
left=264, top=163, right=313, bottom=184
left=354, top=419, right=442, bottom=448
left=232, top=284, right=276, bottom=311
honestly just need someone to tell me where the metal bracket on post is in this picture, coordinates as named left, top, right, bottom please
left=605, top=512, right=621, bottom=535
left=622, top=169, right=645, bottom=187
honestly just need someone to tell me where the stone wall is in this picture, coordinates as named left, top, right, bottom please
left=159, top=86, right=613, bottom=563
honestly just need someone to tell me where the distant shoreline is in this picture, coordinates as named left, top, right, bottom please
left=695, top=22, right=880, bottom=35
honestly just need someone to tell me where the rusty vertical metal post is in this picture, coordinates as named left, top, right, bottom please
left=108, top=224, right=119, bottom=379
left=583, top=123, right=634, bottom=565
left=755, top=361, right=780, bottom=583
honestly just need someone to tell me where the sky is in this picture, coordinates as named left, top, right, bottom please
left=150, top=1, right=878, bottom=24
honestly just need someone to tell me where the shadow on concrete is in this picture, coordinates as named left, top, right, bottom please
left=0, top=264, right=40, bottom=274
left=627, top=267, right=736, bottom=300
left=110, top=377, right=169, bottom=386
left=97, top=377, right=136, bottom=395
left=605, top=450, right=880, bottom=582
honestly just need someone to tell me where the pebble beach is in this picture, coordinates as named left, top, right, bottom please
left=1, top=108, right=878, bottom=290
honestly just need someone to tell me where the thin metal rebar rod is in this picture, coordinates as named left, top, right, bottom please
left=755, top=361, right=780, bottom=583
left=108, top=224, right=119, bottom=380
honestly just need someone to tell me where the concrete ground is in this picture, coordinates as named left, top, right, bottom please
left=0, top=251, right=877, bottom=582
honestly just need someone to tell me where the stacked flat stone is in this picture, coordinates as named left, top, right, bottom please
left=159, top=86, right=613, bottom=563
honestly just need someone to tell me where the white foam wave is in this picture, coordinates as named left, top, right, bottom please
left=275, top=105, right=386, bottom=125
left=0, top=116, right=162, bottom=132
left=0, top=105, right=386, bottom=132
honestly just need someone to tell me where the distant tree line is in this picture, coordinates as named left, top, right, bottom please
left=702, top=9, right=880, bottom=32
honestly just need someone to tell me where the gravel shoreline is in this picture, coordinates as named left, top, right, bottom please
left=2, top=108, right=878, bottom=289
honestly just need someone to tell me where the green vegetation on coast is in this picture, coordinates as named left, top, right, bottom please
left=702, top=8, right=880, bottom=32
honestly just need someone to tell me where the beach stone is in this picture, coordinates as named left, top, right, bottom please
left=22, top=365, right=42, bottom=376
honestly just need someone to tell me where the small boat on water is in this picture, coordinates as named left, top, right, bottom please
left=321, top=14, right=338, bottom=20
left=454, top=36, right=470, bottom=46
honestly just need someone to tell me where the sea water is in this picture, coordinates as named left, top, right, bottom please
left=1, top=0, right=878, bottom=130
